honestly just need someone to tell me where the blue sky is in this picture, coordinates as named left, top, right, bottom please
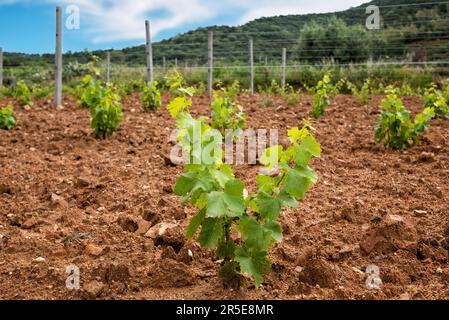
left=0, top=0, right=368, bottom=54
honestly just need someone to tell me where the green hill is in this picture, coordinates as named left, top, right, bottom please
left=3, top=0, right=449, bottom=67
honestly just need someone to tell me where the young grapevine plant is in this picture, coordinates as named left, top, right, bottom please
left=211, top=81, right=246, bottom=136
left=81, top=75, right=124, bottom=139
left=424, top=85, right=449, bottom=118
left=141, top=81, right=162, bottom=112
left=374, top=88, right=435, bottom=149
left=168, top=99, right=321, bottom=288
left=0, top=103, right=17, bottom=130
left=14, top=80, right=34, bottom=108
left=310, top=74, right=343, bottom=118
left=348, top=79, right=372, bottom=105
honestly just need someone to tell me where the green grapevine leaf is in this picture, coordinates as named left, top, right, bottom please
left=198, top=218, right=224, bottom=249
left=206, top=179, right=245, bottom=218
left=235, top=246, right=271, bottom=288
left=186, top=209, right=206, bottom=240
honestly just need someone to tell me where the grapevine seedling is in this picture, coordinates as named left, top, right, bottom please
left=141, top=81, right=162, bottom=112
left=14, top=80, right=33, bottom=108
left=211, top=81, right=246, bottom=136
left=424, top=85, right=449, bottom=118
left=81, top=75, right=124, bottom=139
left=0, top=103, right=17, bottom=130
left=374, top=88, right=435, bottom=149
left=168, top=97, right=321, bottom=288
left=282, top=84, right=300, bottom=106
left=310, top=74, right=343, bottom=119
left=348, top=79, right=372, bottom=105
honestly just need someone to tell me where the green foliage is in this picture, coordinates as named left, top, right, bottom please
left=14, top=80, right=33, bottom=108
left=31, top=85, right=53, bottom=99
left=348, top=79, right=372, bottom=105
left=165, top=70, right=186, bottom=97
left=169, top=98, right=320, bottom=288
left=141, top=81, right=162, bottom=112
left=424, top=85, right=449, bottom=118
left=310, top=74, right=343, bottom=118
left=81, top=75, right=124, bottom=139
left=282, top=84, right=300, bottom=106
left=0, top=86, right=15, bottom=98
left=211, top=81, right=246, bottom=136
left=0, top=103, right=17, bottom=130
left=374, top=88, right=435, bottom=149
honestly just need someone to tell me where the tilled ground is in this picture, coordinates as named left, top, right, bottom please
left=0, top=93, right=448, bottom=300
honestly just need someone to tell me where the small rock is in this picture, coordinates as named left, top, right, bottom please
left=50, top=193, right=69, bottom=209
left=85, top=207, right=96, bottom=215
left=145, top=222, right=178, bottom=239
left=398, top=293, right=410, bottom=300
left=22, top=217, right=38, bottom=230
left=83, top=280, right=104, bottom=299
left=294, top=266, right=304, bottom=273
left=84, top=244, right=103, bottom=257
left=413, top=210, right=427, bottom=217
left=135, top=218, right=153, bottom=236
left=34, top=257, right=46, bottom=263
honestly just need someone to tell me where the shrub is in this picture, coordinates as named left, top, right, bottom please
left=167, top=99, right=321, bottom=288
left=0, top=103, right=17, bottom=130
left=374, top=88, right=435, bottom=149
left=141, top=81, right=162, bottom=112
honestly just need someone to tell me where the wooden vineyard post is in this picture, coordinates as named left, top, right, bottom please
left=249, top=39, right=254, bottom=95
left=55, top=6, right=63, bottom=108
left=208, top=31, right=214, bottom=97
left=145, top=20, right=153, bottom=84
left=281, top=48, right=287, bottom=90
left=163, top=56, right=166, bottom=70
left=106, top=52, right=111, bottom=84
left=175, top=57, right=178, bottom=69
left=0, top=48, right=3, bottom=88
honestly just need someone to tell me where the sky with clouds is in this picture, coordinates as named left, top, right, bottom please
left=0, top=0, right=369, bottom=53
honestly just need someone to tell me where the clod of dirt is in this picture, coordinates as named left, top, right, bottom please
left=146, top=222, right=184, bottom=253
left=82, top=280, right=104, bottom=299
left=75, top=177, right=91, bottom=188
left=414, top=152, right=436, bottom=163
left=21, top=217, right=38, bottom=230
left=117, top=216, right=139, bottom=233
left=140, top=208, right=161, bottom=226
left=93, top=263, right=131, bottom=284
left=360, top=214, right=417, bottom=255
left=295, top=247, right=315, bottom=266
left=135, top=218, right=153, bottom=236
left=298, top=257, right=337, bottom=289
left=146, top=259, right=195, bottom=288
left=84, top=243, right=104, bottom=257
left=161, top=246, right=177, bottom=260
left=50, top=193, right=69, bottom=209
left=145, top=222, right=178, bottom=240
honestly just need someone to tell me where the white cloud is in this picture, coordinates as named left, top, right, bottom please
left=1, top=0, right=368, bottom=43
left=232, top=0, right=369, bottom=24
